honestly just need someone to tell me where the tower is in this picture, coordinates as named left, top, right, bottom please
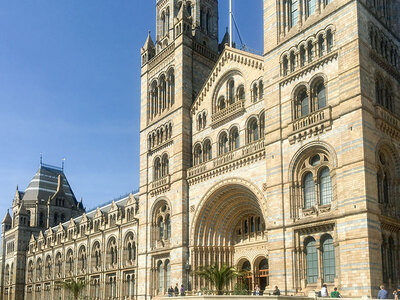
left=138, top=0, right=219, bottom=298
left=0, top=164, right=84, bottom=300
left=263, top=0, right=400, bottom=296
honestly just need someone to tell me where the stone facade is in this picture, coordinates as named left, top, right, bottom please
left=1, top=0, right=400, bottom=299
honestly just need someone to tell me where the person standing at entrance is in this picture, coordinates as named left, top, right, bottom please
left=174, top=283, right=179, bottom=296
left=378, top=285, right=388, bottom=299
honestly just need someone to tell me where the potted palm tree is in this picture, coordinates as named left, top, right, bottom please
left=196, top=264, right=243, bottom=295
left=58, top=278, right=89, bottom=300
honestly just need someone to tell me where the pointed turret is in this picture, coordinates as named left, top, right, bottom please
left=2, top=210, right=12, bottom=226
left=219, top=27, right=233, bottom=53
left=141, top=31, right=155, bottom=65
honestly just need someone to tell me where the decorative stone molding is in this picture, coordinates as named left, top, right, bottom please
left=150, top=175, right=171, bottom=196
left=280, top=51, right=338, bottom=87
left=187, top=138, right=265, bottom=185
left=375, top=105, right=400, bottom=140
left=288, top=106, right=332, bottom=144
left=148, top=42, right=175, bottom=71
left=211, top=99, right=246, bottom=128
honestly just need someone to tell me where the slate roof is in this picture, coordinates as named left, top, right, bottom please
left=22, top=164, right=78, bottom=205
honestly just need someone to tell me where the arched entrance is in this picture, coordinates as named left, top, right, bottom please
left=190, top=182, right=267, bottom=292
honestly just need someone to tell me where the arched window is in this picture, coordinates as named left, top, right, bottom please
left=154, top=157, right=161, bottom=180
left=166, top=215, right=171, bottom=239
left=67, top=250, right=73, bottom=273
left=259, top=81, right=264, bottom=99
left=55, top=253, right=62, bottom=276
left=300, top=45, right=306, bottom=67
left=165, top=260, right=171, bottom=291
left=228, top=80, right=235, bottom=104
left=168, top=69, right=175, bottom=107
left=283, top=56, right=289, bottom=75
left=303, top=172, right=316, bottom=208
left=203, top=139, right=212, bottom=162
left=218, top=96, right=226, bottom=111
left=322, top=235, right=335, bottom=282
left=242, top=260, right=251, bottom=271
left=229, top=127, right=240, bottom=151
left=238, top=85, right=245, bottom=100
left=319, top=167, right=332, bottom=205
left=377, top=151, right=393, bottom=206
left=260, top=112, right=265, bottom=138
left=158, top=261, right=164, bottom=294
left=290, top=52, right=296, bottom=72
left=186, top=3, right=192, bottom=17
left=318, top=35, right=325, bottom=57
left=253, top=83, right=259, bottom=102
left=28, top=261, right=34, bottom=282
left=327, top=30, right=333, bottom=52
left=307, top=41, right=314, bottom=62
left=305, top=238, right=318, bottom=284
left=247, top=118, right=259, bottom=143
left=314, top=81, right=326, bottom=110
left=107, top=238, right=118, bottom=266
left=92, top=242, right=101, bottom=270
left=307, top=0, right=316, bottom=17
left=159, top=75, right=167, bottom=112
left=194, top=144, right=202, bottom=166
left=161, top=154, right=169, bottom=177
left=158, top=216, right=164, bottom=240
left=4, top=265, right=10, bottom=285
left=296, top=89, right=309, bottom=118
left=219, top=132, right=228, bottom=155
left=289, top=0, right=299, bottom=28
left=125, top=233, right=136, bottom=264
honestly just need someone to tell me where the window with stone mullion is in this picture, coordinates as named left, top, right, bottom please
left=306, top=239, right=318, bottom=284
left=322, top=236, right=335, bottom=282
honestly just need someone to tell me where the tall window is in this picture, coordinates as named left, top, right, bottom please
left=247, top=118, right=259, bottom=143
left=194, top=144, right=203, bottom=166
left=289, top=0, right=298, bottom=28
left=219, top=132, right=228, bottom=155
left=303, top=172, right=316, bottom=208
left=253, top=83, right=259, bottom=102
left=322, top=235, right=335, bottom=282
left=315, top=82, right=326, bottom=110
left=229, top=127, right=240, bottom=151
left=306, top=238, right=318, bottom=284
left=203, top=139, right=212, bottom=162
left=300, top=46, right=306, bottom=67
left=290, top=52, right=296, bottom=72
left=165, top=260, right=171, bottom=291
left=327, top=30, right=333, bottom=52
left=228, top=80, right=235, bottom=104
left=319, top=167, right=332, bottom=205
left=283, top=56, right=289, bottom=76
left=238, top=85, right=245, bottom=100
left=154, top=158, right=161, bottom=180
left=299, top=90, right=309, bottom=117
left=307, top=0, right=316, bottom=17
left=308, top=41, right=314, bottom=62
left=318, top=35, right=325, bottom=57
left=158, top=261, right=164, bottom=294
left=377, top=151, right=392, bottom=206
left=161, top=154, right=169, bottom=177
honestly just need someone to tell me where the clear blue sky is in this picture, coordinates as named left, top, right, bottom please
left=0, top=0, right=263, bottom=216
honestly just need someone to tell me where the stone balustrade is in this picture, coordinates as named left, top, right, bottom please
left=211, top=100, right=246, bottom=127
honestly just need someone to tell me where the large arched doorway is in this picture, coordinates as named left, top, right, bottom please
left=190, top=182, right=267, bottom=292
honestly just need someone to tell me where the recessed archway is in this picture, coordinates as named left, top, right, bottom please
left=190, top=180, right=267, bottom=292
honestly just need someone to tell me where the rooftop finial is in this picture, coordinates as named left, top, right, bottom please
left=62, top=158, right=66, bottom=171
left=40, top=152, right=43, bottom=166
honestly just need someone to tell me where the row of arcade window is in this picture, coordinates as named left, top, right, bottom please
left=282, top=30, right=333, bottom=76
left=293, top=77, right=326, bottom=120
left=149, top=69, right=175, bottom=121
left=375, top=74, right=394, bottom=113
left=27, top=237, right=136, bottom=281
left=369, top=24, right=399, bottom=70
left=193, top=114, right=265, bottom=166
left=153, top=154, right=169, bottom=181
left=216, top=80, right=263, bottom=112
left=305, top=234, right=335, bottom=284
left=284, top=0, right=333, bottom=31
